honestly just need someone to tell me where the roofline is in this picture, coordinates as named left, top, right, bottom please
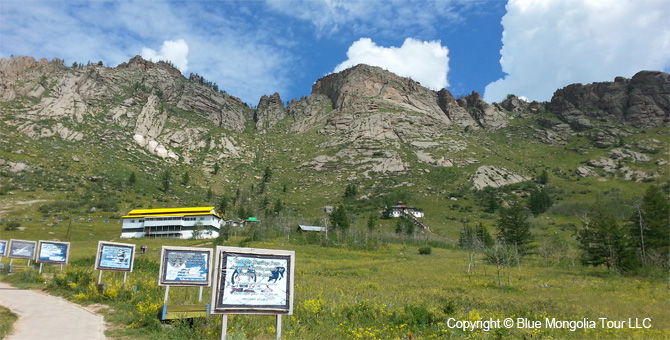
left=123, top=207, right=221, bottom=219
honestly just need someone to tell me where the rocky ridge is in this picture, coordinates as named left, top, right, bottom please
left=1, top=55, right=668, bottom=189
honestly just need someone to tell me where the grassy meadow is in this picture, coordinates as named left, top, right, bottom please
left=0, top=218, right=668, bottom=340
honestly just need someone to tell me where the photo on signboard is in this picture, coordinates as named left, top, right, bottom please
left=0, top=240, right=7, bottom=257
left=158, top=246, right=213, bottom=286
left=211, top=246, right=295, bottom=315
left=37, top=240, right=70, bottom=264
left=94, top=241, right=135, bottom=272
left=8, top=239, right=37, bottom=260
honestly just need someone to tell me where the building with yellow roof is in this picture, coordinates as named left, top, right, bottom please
left=120, top=207, right=223, bottom=239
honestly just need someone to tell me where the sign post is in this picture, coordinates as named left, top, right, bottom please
left=36, top=240, right=70, bottom=274
left=210, top=246, right=295, bottom=340
left=94, top=241, right=135, bottom=284
left=7, top=239, right=37, bottom=272
left=158, top=246, right=213, bottom=302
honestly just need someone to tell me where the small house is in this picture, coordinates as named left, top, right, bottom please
left=297, top=225, right=327, bottom=234
left=388, top=201, right=424, bottom=218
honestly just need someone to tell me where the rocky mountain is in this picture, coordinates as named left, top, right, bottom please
left=0, top=55, right=668, bottom=225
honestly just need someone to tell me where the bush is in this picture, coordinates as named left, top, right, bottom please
left=4, top=221, right=20, bottom=231
left=418, top=246, right=432, bottom=255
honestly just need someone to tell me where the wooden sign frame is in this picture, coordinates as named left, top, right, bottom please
left=158, top=246, right=213, bottom=287
left=36, top=240, right=70, bottom=264
left=210, top=246, right=295, bottom=315
left=94, top=241, right=136, bottom=272
left=7, top=239, right=37, bottom=260
left=0, top=240, right=7, bottom=257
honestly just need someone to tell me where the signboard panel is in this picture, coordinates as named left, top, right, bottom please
left=211, top=246, right=295, bottom=315
left=8, top=239, right=37, bottom=260
left=94, top=241, right=135, bottom=272
left=0, top=240, right=7, bottom=257
left=37, top=240, right=70, bottom=264
left=158, top=246, right=213, bottom=286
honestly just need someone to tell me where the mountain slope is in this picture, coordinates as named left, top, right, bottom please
left=0, top=55, right=668, bottom=237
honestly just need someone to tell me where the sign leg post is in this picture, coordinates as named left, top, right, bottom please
left=276, top=314, right=282, bottom=340
left=163, top=285, right=170, bottom=305
left=199, top=286, right=203, bottom=302
left=97, top=270, right=103, bottom=285
left=220, top=315, right=228, bottom=340
left=39, top=263, right=43, bottom=274
left=60, top=264, right=63, bottom=273
left=123, top=271, right=127, bottom=283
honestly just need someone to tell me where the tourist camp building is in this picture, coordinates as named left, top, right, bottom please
left=388, top=201, right=424, bottom=218
left=120, top=207, right=223, bottom=239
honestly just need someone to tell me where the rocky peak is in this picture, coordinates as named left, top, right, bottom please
left=550, top=70, right=669, bottom=130
left=0, top=56, right=64, bottom=88
left=254, top=92, right=287, bottom=132
left=117, top=55, right=183, bottom=78
left=458, top=91, right=508, bottom=129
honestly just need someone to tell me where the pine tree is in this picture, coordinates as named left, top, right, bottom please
left=217, top=195, right=228, bottom=216
left=578, top=200, right=638, bottom=271
left=395, top=216, right=414, bottom=236
left=631, top=185, right=670, bottom=265
left=528, top=187, right=553, bottom=216
left=181, top=171, right=190, bottom=186
left=536, top=169, right=549, bottom=185
left=366, top=213, right=378, bottom=232
left=343, top=184, right=358, bottom=200
left=262, top=166, right=272, bottom=183
left=329, top=205, right=350, bottom=231
left=497, top=198, right=533, bottom=255
left=128, top=171, right=136, bottom=186
left=160, top=170, right=171, bottom=193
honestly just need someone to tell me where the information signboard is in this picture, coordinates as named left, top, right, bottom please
left=159, top=246, right=213, bottom=286
left=37, top=240, right=70, bottom=264
left=94, top=241, right=135, bottom=272
left=7, top=239, right=37, bottom=260
left=0, top=240, right=7, bottom=257
left=211, top=246, right=295, bottom=315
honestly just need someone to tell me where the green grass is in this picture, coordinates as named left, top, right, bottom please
left=0, top=305, right=17, bottom=340
left=1, top=231, right=668, bottom=340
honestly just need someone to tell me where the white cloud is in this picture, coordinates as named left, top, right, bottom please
left=141, top=39, right=189, bottom=73
left=334, top=38, right=449, bottom=90
left=484, top=0, right=670, bottom=103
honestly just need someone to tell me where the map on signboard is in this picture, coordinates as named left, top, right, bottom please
left=9, top=240, right=36, bottom=259
left=217, top=253, right=290, bottom=310
left=99, top=244, right=133, bottom=270
left=38, top=242, right=69, bottom=264
left=0, top=240, right=7, bottom=257
left=163, top=250, right=209, bottom=284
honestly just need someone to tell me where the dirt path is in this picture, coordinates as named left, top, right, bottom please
left=0, top=281, right=107, bottom=340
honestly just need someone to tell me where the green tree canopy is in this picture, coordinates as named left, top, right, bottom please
left=497, top=198, right=533, bottom=255
left=578, top=200, right=638, bottom=272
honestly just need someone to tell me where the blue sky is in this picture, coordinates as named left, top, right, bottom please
left=1, top=0, right=669, bottom=105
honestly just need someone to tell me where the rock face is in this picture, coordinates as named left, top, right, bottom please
left=301, top=64, right=508, bottom=140
left=470, top=166, right=530, bottom=190
left=0, top=55, right=252, bottom=163
left=255, top=92, right=286, bottom=133
left=550, top=71, right=669, bottom=130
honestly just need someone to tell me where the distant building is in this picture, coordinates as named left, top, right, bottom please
left=297, top=225, right=327, bottom=234
left=388, top=201, right=424, bottom=218
left=120, top=207, right=223, bottom=239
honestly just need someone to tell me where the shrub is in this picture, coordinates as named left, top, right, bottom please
left=418, top=246, right=432, bottom=255
left=4, top=221, right=20, bottom=231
